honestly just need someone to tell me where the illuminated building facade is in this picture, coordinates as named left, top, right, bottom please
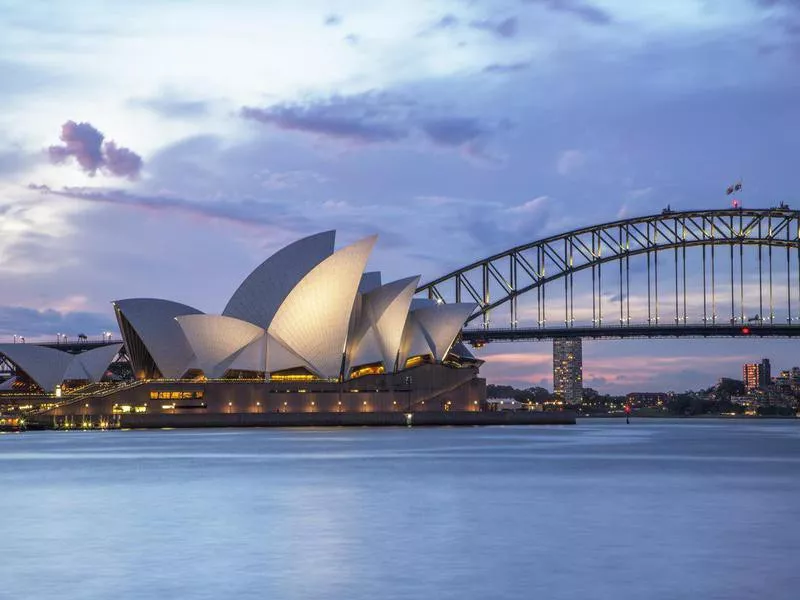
left=743, top=358, right=771, bottom=392
left=7, top=231, right=486, bottom=424
left=553, top=338, right=583, bottom=404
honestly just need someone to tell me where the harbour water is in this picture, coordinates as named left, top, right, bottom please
left=2, top=420, right=799, bottom=599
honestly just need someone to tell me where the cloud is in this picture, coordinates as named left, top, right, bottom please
left=483, top=61, right=531, bottom=74
left=102, top=142, right=144, bottom=179
left=47, top=121, right=143, bottom=180
left=521, top=0, right=613, bottom=25
left=241, top=92, right=410, bottom=143
left=433, top=14, right=459, bottom=30
left=0, top=146, right=40, bottom=178
left=421, top=117, right=487, bottom=147
left=556, top=149, right=586, bottom=175
left=0, top=305, right=117, bottom=339
left=506, top=196, right=550, bottom=214
left=27, top=184, right=310, bottom=233
left=130, top=95, right=211, bottom=118
left=241, top=92, right=504, bottom=158
left=324, top=14, right=342, bottom=26
left=470, top=16, right=519, bottom=38
left=344, top=33, right=360, bottom=45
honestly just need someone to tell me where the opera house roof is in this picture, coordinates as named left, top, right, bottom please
left=115, top=231, right=476, bottom=382
left=0, top=231, right=476, bottom=391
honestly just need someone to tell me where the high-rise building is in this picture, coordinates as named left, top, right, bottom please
left=743, top=358, right=771, bottom=392
left=553, top=338, right=583, bottom=403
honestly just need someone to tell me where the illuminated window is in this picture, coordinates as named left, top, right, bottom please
left=349, top=363, right=385, bottom=379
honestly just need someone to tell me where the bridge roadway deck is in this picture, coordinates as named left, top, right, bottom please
left=461, top=324, right=800, bottom=342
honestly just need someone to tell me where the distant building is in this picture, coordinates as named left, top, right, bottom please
left=553, top=338, right=582, bottom=403
left=743, top=359, right=771, bottom=392
left=626, top=392, right=668, bottom=408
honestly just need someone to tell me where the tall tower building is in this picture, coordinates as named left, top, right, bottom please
left=553, top=338, right=583, bottom=404
left=743, top=358, right=771, bottom=392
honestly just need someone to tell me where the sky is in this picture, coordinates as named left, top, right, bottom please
left=1, top=0, right=799, bottom=394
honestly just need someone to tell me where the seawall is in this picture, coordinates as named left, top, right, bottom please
left=36, top=410, right=576, bottom=429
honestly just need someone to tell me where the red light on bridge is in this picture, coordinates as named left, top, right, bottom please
left=741, top=327, right=751, bottom=335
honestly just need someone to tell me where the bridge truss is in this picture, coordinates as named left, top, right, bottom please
left=417, top=208, right=800, bottom=340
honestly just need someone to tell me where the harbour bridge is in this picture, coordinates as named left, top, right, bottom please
left=417, top=207, right=800, bottom=344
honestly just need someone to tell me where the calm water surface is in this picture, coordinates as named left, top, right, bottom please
left=2, top=420, right=799, bottom=599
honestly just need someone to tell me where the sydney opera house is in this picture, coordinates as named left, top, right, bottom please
left=0, top=231, right=486, bottom=426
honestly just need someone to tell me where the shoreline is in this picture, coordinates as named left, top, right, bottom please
left=29, top=410, right=577, bottom=430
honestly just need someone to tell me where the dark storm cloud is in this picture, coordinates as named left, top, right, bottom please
left=482, top=61, right=531, bottom=74
left=241, top=92, right=504, bottom=156
left=0, top=305, right=116, bottom=338
left=469, top=16, right=519, bottom=38
left=521, top=0, right=613, bottom=25
left=47, top=121, right=143, bottom=179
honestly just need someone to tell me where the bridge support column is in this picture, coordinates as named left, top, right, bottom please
left=553, top=338, right=583, bottom=404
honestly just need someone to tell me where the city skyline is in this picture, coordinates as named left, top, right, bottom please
left=2, top=0, right=800, bottom=394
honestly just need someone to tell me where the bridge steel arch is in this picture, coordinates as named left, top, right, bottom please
left=417, top=208, right=800, bottom=339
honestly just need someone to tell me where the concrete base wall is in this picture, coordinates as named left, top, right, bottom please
left=41, top=363, right=487, bottom=418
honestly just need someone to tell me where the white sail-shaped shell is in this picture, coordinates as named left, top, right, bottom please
left=114, top=298, right=203, bottom=378
left=397, top=313, right=433, bottom=368
left=412, top=303, right=477, bottom=362
left=64, top=343, right=123, bottom=382
left=268, top=235, right=377, bottom=378
left=227, top=334, right=266, bottom=373
left=176, top=315, right=264, bottom=379
left=223, top=231, right=335, bottom=329
left=365, top=276, right=420, bottom=370
left=0, top=344, right=74, bottom=392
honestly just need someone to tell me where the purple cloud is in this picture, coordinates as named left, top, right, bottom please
left=470, top=16, right=519, bottom=38
left=241, top=92, right=504, bottom=159
left=48, top=121, right=104, bottom=173
left=0, top=304, right=116, bottom=339
left=433, top=14, right=459, bottom=29
left=522, top=0, right=613, bottom=26
left=421, top=117, right=487, bottom=147
left=48, top=121, right=143, bottom=180
left=103, top=142, right=144, bottom=179
left=28, top=184, right=311, bottom=232
left=241, top=93, right=410, bottom=144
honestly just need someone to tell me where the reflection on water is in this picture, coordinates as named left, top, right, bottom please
left=2, top=420, right=799, bottom=600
